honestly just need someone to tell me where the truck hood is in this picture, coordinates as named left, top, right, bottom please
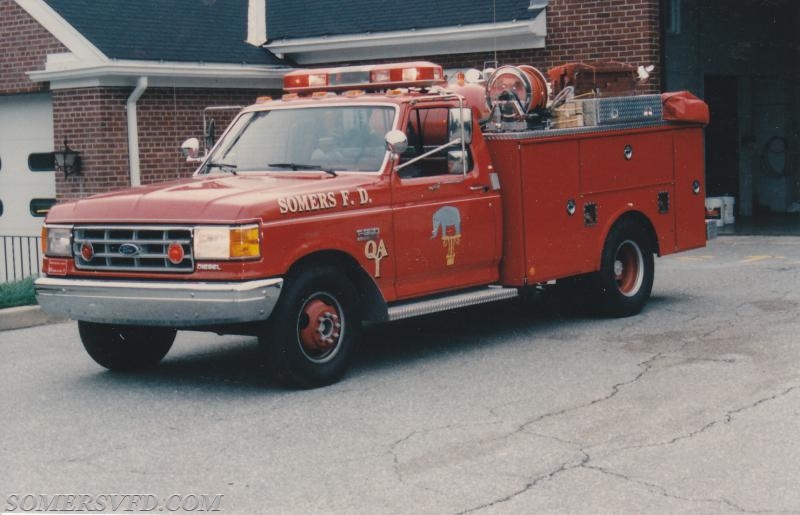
left=47, top=173, right=379, bottom=224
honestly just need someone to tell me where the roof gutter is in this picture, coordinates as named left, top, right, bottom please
left=27, top=60, right=289, bottom=89
left=126, top=76, right=148, bottom=188
left=266, top=14, right=546, bottom=64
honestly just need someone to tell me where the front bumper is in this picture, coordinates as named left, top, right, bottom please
left=35, top=277, right=283, bottom=327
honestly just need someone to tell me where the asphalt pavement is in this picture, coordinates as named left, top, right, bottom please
left=2, top=236, right=799, bottom=514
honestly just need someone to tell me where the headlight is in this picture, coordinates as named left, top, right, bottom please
left=194, top=224, right=261, bottom=260
left=42, top=225, right=72, bottom=257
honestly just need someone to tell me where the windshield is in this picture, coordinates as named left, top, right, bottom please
left=203, top=105, right=395, bottom=173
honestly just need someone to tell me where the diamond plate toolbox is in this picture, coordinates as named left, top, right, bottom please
left=581, top=94, right=663, bottom=126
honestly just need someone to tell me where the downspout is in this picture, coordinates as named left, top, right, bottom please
left=126, top=76, right=148, bottom=187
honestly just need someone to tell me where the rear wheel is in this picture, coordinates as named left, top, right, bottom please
left=593, top=219, right=654, bottom=317
left=78, top=321, right=176, bottom=371
left=261, top=265, right=360, bottom=388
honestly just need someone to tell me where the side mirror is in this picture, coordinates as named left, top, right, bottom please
left=449, top=107, right=473, bottom=145
left=384, top=130, right=408, bottom=155
left=180, top=137, right=202, bottom=163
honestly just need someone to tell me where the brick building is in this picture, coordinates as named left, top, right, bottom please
left=1, top=0, right=798, bottom=242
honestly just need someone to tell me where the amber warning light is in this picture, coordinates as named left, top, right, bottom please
left=283, top=61, right=445, bottom=93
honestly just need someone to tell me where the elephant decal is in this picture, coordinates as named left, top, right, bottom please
left=431, top=206, right=462, bottom=266
left=431, top=206, right=461, bottom=239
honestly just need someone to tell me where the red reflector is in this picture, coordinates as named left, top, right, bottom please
left=167, top=242, right=185, bottom=264
left=47, top=259, right=68, bottom=276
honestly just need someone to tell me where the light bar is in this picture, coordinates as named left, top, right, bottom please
left=283, top=61, right=445, bottom=94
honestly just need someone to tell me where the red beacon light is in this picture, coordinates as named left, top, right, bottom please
left=283, top=61, right=445, bottom=94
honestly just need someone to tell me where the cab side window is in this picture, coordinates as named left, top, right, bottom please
left=399, top=107, right=472, bottom=178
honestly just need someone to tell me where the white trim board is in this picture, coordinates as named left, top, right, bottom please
left=266, top=13, right=547, bottom=64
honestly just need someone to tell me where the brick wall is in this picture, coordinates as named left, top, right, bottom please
left=137, top=89, right=267, bottom=186
left=54, top=88, right=130, bottom=201
left=341, top=0, right=662, bottom=93
left=54, top=87, right=272, bottom=201
left=0, top=0, right=67, bottom=94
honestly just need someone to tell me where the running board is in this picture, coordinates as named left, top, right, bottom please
left=387, top=286, right=519, bottom=321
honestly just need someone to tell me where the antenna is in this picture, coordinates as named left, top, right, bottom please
left=492, top=0, right=498, bottom=65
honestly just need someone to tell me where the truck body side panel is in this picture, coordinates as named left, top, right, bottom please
left=672, top=127, right=708, bottom=253
left=484, top=139, right=528, bottom=286
left=579, top=131, right=674, bottom=194
left=486, top=124, right=703, bottom=286
left=518, top=139, right=585, bottom=283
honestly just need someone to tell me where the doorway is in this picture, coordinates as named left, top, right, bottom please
left=704, top=75, right=739, bottom=200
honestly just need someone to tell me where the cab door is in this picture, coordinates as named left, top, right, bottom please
left=391, top=105, right=500, bottom=299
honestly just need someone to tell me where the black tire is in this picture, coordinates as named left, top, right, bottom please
left=592, top=219, right=655, bottom=318
left=78, top=321, right=176, bottom=371
left=261, top=265, right=361, bottom=388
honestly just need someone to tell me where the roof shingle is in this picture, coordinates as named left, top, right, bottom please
left=44, top=0, right=284, bottom=65
left=267, top=0, right=540, bottom=41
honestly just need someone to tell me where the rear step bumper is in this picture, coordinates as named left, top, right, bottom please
left=387, top=286, right=518, bottom=321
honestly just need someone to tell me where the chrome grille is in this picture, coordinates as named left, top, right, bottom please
left=73, top=226, right=194, bottom=273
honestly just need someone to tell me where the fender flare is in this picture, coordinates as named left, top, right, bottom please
left=285, top=249, right=388, bottom=323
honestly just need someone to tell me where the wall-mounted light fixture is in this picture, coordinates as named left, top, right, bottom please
left=53, top=139, right=82, bottom=177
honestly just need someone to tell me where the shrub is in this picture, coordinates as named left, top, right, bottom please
left=0, top=277, right=37, bottom=309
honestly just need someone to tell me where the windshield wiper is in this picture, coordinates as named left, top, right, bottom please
left=205, top=162, right=238, bottom=175
left=267, top=163, right=338, bottom=177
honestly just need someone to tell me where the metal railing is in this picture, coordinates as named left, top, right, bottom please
left=1, top=235, right=42, bottom=283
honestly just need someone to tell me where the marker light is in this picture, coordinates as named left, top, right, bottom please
left=229, top=225, right=260, bottom=259
left=402, top=68, right=419, bottom=82
left=372, top=70, right=391, bottom=83
left=167, top=242, right=185, bottom=264
left=80, top=241, right=94, bottom=261
left=308, top=73, right=327, bottom=88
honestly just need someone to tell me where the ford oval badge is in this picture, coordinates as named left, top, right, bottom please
left=118, top=243, right=141, bottom=256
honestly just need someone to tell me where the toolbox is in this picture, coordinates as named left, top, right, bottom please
left=581, top=94, right=662, bottom=126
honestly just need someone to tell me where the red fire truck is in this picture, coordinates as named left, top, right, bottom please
left=35, top=61, right=710, bottom=387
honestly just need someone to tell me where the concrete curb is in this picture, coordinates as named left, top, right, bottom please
left=0, top=305, right=67, bottom=331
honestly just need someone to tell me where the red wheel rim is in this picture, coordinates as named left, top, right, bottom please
left=614, top=240, right=644, bottom=297
left=297, top=293, right=344, bottom=363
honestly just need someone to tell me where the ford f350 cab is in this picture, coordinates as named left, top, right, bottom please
left=35, top=61, right=710, bottom=387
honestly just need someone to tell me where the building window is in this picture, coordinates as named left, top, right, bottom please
left=28, top=152, right=55, bottom=172
left=30, top=198, right=56, bottom=217
left=0, top=199, right=3, bottom=217
left=665, top=0, right=680, bottom=35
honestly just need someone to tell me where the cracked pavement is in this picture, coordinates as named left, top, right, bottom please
left=2, top=236, right=800, bottom=513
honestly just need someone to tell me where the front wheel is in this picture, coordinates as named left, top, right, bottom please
left=593, top=220, right=655, bottom=317
left=78, top=321, right=176, bottom=371
left=260, top=265, right=360, bottom=388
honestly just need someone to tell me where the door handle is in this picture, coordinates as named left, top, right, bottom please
left=470, top=184, right=490, bottom=192
left=428, top=183, right=441, bottom=191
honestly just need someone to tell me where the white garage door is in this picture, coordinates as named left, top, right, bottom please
left=0, top=93, right=56, bottom=237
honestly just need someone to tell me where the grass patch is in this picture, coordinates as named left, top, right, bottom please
left=0, top=277, right=37, bottom=309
